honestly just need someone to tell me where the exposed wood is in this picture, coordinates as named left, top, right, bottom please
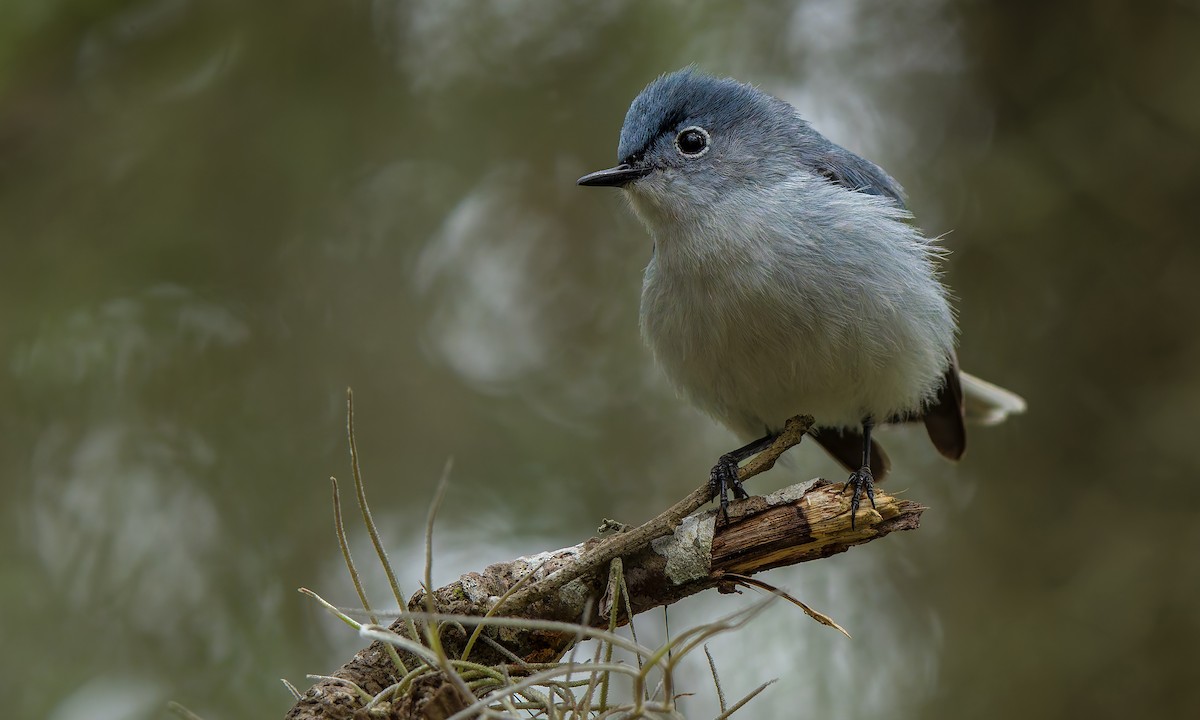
left=285, top=415, right=925, bottom=719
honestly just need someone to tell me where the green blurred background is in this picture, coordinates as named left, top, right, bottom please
left=3, top=1, right=1198, bottom=718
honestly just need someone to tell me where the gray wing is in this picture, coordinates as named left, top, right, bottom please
left=810, top=143, right=908, bottom=207
left=809, top=143, right=968, bottom=461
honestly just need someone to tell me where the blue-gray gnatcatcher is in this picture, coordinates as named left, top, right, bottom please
left=578, top=68, right=1025, bottom=523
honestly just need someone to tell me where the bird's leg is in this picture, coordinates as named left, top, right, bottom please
left=842, top=416, right=876, bottom=529
left=711, top=432, right=777, bottom=521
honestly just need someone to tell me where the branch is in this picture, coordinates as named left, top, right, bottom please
left=285, top=416, right=924, bottom=719
left=500, top=414, right=815, bottom=613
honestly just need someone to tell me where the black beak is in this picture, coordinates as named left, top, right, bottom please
left=577, top=163, right=650, bottom=188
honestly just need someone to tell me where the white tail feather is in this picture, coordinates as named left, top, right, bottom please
left=960, top=371, right=1027, bottom=425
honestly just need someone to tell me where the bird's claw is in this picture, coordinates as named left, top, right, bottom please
left=842, top=466, right=876, bottom=529
left=710, top=453, right=750, bottom=523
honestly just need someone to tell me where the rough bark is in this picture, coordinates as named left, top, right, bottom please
left=285, top=416, right=924, bottom=719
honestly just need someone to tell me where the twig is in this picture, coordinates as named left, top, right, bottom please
left=500, top=415, right=813, bottom=613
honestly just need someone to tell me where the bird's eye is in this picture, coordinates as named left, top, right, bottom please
left=674, top=126, right=710, bottom=157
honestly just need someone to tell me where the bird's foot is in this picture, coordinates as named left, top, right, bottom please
left=842, top=466, right=876, bottom=529
left=710, top=453, right=751, bottom=522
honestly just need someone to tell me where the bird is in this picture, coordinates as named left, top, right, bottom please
left=577, top=68, right=1025, bottom=525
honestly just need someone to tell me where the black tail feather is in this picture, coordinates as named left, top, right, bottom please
left=814, top=427, right=891, bottom=482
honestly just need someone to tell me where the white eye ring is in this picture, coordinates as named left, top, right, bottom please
left=674, top=126, right=710, bottom=158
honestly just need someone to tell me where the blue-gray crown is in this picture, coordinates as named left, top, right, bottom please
left=616, top=68, right=777, bottom=164
left=613, top=67, right=906, bottom=205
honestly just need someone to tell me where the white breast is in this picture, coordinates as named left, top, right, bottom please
left=634, top=173, right=955, bottom=439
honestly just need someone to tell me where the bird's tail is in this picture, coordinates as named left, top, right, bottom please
left=959, top=371, right=1027, bottom=426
